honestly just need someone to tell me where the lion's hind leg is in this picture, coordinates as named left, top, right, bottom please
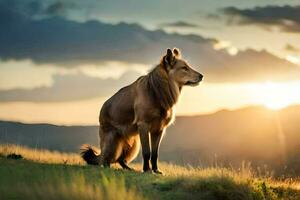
left=100, top=130, right=124, bottom=167
left=118, top=157, right=133, bottom=170
left=117, top=136, right=140, bottom=169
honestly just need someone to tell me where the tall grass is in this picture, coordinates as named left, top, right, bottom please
left=0, top=161, right=144, bottom=200
left=0, top=143, right=83, bottom=165
left=1, top=144, right=299, bottom=200
left=7, top=174, right=142, bottom=200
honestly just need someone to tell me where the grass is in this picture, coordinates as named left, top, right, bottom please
left=0, top=144, right=299, bottom=200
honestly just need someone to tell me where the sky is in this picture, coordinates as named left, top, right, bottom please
left=1, top=0, right=300, bottom=125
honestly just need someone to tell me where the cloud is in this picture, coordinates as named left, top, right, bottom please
left=0, top=0, right=76, bottom=18
left=221, top=5, right=300, bottom=32
left=0, top=0, right=213, bottom=66
left=0, top=70, right=141, bottom=102
left=159, top=21, right=199, bottom=28
left=203, top=49, right=300, bottom=82
left=45, top=1, right=77, bottom=16
left=1, top=0, right=300, bottom=86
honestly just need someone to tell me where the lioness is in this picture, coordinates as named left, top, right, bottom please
left=81, top=48, right=203, bottom=174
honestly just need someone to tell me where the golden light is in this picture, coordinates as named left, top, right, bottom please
left=264, top=100, right=289, bottom=110
left=257, top=82, right=297, bottom=110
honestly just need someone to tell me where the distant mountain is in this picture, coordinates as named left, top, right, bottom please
left=0, top=121, right=98, bottom=152
left=163, top=106, right=300, bottom=169
left=1, top=105, right=300, bottom=176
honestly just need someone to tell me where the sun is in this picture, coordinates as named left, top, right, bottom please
left=258, top=82, right=293, bottom=111
left=264, top=101, right=288, bottom=110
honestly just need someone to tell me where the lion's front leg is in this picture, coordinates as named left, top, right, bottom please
left=138, top=123, right=151, bottom=172
left=151, top=129, right=164, bottom=174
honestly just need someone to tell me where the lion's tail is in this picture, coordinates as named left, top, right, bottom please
left=80, top=144, right=102, bottom=165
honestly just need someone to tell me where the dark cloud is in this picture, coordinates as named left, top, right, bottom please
left=221, top=5, right=300, bottom=32
left=203, top=49, right=300, bottom=82
left=1, top=0, right=300, bottom=87
left=0, top=0, right=212, bottom=66
left=45, top=1, right=76, bottom=16
left=159, top=21, right=199, bottom=28
left=0, top=70, right=141, bottom=102
left=0, top=0, right=75, bottom=18
left=285, top=44, right=300, bottom=53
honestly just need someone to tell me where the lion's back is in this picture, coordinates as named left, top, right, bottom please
left=99, top=81, right=138, bottom=127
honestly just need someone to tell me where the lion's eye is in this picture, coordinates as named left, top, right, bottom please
left=181, top=66, right=188, bottom=71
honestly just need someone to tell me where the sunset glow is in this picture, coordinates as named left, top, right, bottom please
left=259, top=82, right=295, bottom=110
left=264, top=101, right=289, bottom=110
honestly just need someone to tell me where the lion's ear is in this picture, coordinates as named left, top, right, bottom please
left=173, top=48, right=181, bottom=58
left=167, top=48, right=172, bottom=56
left=164, top=48, right=175, bottom=65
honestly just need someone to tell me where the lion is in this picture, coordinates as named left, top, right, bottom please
left=81, top=48, right=203, bottom=174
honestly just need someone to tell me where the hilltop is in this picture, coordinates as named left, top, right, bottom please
left=0, top=144, right=299, bottom=200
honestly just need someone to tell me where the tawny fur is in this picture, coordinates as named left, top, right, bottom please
left=81, top=48, right=203, bottom=173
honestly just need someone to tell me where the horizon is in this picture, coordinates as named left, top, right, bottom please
left=1, top=104, right=299, bottom=126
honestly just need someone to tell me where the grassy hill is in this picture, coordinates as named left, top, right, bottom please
left=0, top=144, right=299, bottom=200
